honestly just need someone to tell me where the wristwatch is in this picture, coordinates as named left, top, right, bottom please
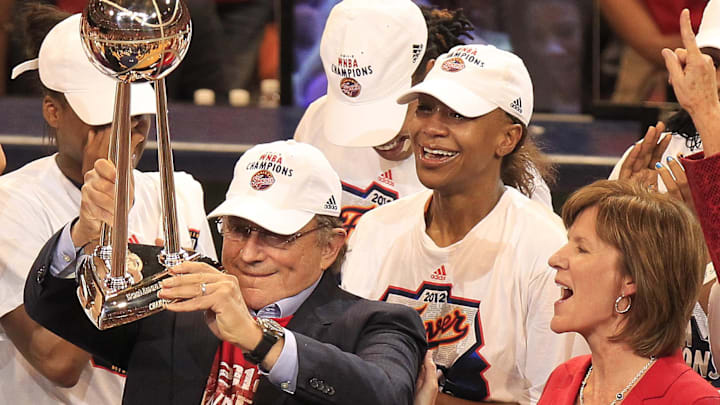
left=244, top=318, right=285, bottom=365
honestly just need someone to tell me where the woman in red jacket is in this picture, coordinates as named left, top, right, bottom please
left=538, top=180, right=719, bottom=404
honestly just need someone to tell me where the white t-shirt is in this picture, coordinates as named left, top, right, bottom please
left=341, top=188, right=582, bottom=405
left=684, top=267, right=720, bottom=389
left=294, top=96, right=553, bottom=236
left=0, top=155, right=216, bottom=404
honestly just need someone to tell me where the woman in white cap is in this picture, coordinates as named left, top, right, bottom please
left=294, top=1, right=555, bottom=239
left=342, top=44, right=580, bottom=405
left=0, top=5, right=215, bottom=404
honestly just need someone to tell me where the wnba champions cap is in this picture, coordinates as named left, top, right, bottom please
left=320, top=0, right=427, bottom=147
left=697, top=0, right=720, bottom=49
left=207, top=140, right=342, bottom=235
left=398, top=44, right=534, bottom=126
left=11, top=14, right=156, bottom=126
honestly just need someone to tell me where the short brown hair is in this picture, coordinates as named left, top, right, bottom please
left=561, top=180, right=706, bottom=357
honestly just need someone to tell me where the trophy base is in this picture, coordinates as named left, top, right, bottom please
left=76, top=243, right=218, bottom=330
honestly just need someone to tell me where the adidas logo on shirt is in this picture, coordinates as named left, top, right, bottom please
left=324, top=195, right=338, bottom=211
left=510, top=98, right=522, bottom=114
left=378, top=170, right=394, bottom=186
left=430, top=265, right=447, bottom=281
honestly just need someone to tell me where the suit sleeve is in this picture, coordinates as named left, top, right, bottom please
left=23, top=228, right=139, bottom=369
left=291, top=302, right=426, bottom=405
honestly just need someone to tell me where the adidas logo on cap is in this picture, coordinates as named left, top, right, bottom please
left=324, top=195, right=338, bottom=211
left=510, top=98, right=522, bottom=114
left=430, top=265, right=447, bottom=281
left=412, top=44, right=424, bottom=63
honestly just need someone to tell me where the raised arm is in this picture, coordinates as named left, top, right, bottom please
left=598, top=0, right=683, bottom=66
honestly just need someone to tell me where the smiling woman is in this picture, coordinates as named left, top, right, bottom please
left=342, top=44, right=581, bottom=404
left=538, top=180, right=718, bottom=404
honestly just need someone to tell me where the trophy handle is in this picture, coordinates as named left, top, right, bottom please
left=155, top=78, right=186, bottom=266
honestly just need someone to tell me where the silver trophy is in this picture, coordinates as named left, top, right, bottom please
left=76, top=0, right=212, bottom=329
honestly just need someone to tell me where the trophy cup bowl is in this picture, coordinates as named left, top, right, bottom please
left=76, top=0, right=215, bottom=330
left=80, top=0, right=191, bottom=82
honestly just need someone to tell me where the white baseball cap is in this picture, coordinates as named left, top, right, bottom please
left=398, top=44, right=534, bottom=126
left=11, top=14, right=156, bottom=126
left=320, top=0, right=427, bottom=147
left=207, top=140, right=342, bottom=235
left=697, top=0, right=720, bottom=50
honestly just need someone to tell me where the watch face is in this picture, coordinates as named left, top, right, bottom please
left=258, top=318, right=285, bottom=338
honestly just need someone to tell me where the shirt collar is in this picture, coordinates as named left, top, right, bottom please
left=252, top=275, right=322, bottom=318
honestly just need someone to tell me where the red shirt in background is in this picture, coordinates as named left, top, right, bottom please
left=644, top=0, right=708, bottom=34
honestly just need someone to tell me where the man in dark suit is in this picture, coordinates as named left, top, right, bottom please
left=24, top=140, right=426, bottom=405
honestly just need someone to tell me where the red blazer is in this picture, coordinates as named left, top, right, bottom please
left=538, top=353, right=720, bottom=404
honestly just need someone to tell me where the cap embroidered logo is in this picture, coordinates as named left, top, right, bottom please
left=412, top=44, right=424, bottom=63
left=340, top=77, right=362, bottom=98
left=441, top=58, right=465, bottom=73
left=250, top=170, right=275, bottom=191
left=510, top=98, right=522, bottom=114
left=324, top=195, right=338, bottom=211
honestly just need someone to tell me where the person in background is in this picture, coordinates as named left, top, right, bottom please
left=598, top=0, right=706, bottom=102
left=0, top=7, right=215, bottom=404
left=294, top=0, right=554, bottom=238
left=538, top=180, right=719, bottom=403
left=662, top=7, right=720, bottom=376
left=608, top=0, right=720, bottom=387
left=343, top=44, right=580, bottom=404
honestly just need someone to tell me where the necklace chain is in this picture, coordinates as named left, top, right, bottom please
left=579, top=356, right=656, bottom=405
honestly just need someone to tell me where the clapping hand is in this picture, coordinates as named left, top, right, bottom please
left=617, top=122, right=671, bottom=189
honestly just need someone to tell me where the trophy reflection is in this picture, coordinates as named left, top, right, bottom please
left=76, top=0, right=207, bottom=329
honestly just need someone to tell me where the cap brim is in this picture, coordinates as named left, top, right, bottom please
left=64, top=82, right=157, bottom=127
left=397, top=78, right=497, bottom=119
left=207, top=195, right=315, bottom=235
left=323, top=90, right=408, bottom=147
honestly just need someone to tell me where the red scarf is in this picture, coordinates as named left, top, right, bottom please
left=202, top=315, right=293, bottom=404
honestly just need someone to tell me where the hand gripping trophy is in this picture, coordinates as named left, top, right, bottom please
left=76, top=0, right=214, bottom=329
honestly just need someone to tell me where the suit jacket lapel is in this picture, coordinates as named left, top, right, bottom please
left=288, top=271, right=343, bottom=335
left=255, top=272, right=342, bottom=404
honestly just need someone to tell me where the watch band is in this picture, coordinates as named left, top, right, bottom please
left=244, top=318, right=284, bottom=365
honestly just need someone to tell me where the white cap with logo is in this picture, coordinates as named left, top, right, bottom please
left=11, top=14, right=156, bottom=126
left=398, top=44, right=534, bottom=126
left=320, top=0, right=427, bottom=147
left=207, top=140, right=342, bottom=235
left=697, top=0, right=720, bottom=50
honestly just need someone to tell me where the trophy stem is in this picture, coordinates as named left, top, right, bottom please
left=98, top=81, right=126, bottom=252
left=109, top=81, right=132, bottom=282
left=154, top=78, right=183, bottom=262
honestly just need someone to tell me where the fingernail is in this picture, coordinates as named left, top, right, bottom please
left=667, top=156, right=674, bottom=162
left=655, top=162, right=663, bottom=169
